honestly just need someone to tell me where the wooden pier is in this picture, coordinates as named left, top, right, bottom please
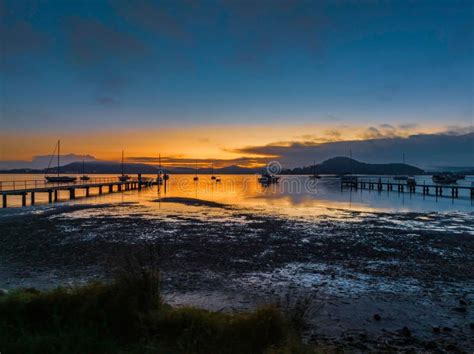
left=341, top=178, right=474, bottom=201
left=0, top=176, right=154, bottom=208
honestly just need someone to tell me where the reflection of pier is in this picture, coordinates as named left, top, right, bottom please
left=0, top=176, right=154, bottom=208
left=341, top=178, right=474, bottom=201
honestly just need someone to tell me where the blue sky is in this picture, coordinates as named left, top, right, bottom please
left=0, top=0, right=473, bottom=165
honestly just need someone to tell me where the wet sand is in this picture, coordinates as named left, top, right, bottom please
left=0, top=200, right=473, bottom=351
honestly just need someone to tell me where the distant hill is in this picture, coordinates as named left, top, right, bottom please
left=284, top=157, right=424, bottom=175
left=0, top=162, right=260, bottom=175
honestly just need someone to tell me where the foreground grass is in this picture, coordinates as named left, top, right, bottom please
left=0, top=278, right=317, bottom=354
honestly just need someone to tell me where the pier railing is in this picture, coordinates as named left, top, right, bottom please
left=0, top=177, right=123, bottom=192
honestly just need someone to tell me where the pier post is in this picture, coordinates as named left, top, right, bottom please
left=48, top=190, right=53, bottom=203
left=99, top=186, right=103, bottom=195
left=69, top=188, right=75, bottom=200
left=2, top=195, right=6, bottom=208
left=85, top=187, right=90, bottom=197
left=109, top=184, right=113, bottom=193
left=54, top=190, right=58, bottom=202
left=31, top=192, right=35, bottom=205
left=118, top=184, right=122, bottom=192
left=21, top=193, right=26, bottom=207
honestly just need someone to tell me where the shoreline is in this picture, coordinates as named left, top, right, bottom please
left=1, top=200, right=473, bottom=351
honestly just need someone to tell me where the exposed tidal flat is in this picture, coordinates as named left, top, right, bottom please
left=0, top=175, right=473, bottom=351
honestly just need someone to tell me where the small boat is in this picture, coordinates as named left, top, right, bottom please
left=215, top=177, right=221, bottom=183
left=309, top=161, right=321, bottom=179
left=432, top=174, right=458, bottom=184
left=45, top=140, right=77, bottom=183
left=163, top=174, right=170, bottom=181
left=193, top=160, right=199, bottom=181
left=211, top=163, right=216, bottom=180
left=156, top=154, right=164, bottom=185
left=258, top=173, right=279, bottom=184
left=341, top=175, right=358, bottom=184
left=118, top=150, right=130, bottom=182
left=407, top=177, right=416, bottom=187
left=79, top=155, right=90, bottom=181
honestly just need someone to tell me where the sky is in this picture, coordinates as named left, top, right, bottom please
left=0, top=0, right=473, bottom=168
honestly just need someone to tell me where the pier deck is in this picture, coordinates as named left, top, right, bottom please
left=0, top=176, right=154, bottom=208
left=341, top=178, right=474, bottom=200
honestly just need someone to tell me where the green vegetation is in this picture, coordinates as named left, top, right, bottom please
left=0, top=272, right=317, bottom=354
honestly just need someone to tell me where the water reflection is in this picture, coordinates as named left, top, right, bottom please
left=0, top=174, right=472, bottom=213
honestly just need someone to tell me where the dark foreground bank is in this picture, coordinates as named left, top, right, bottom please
left=0, top=273, right=315, bottom=354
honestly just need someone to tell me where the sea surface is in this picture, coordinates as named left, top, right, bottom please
left=1, top=173, right=473, bottom=213
left=1, top=173, right=473, bottom=350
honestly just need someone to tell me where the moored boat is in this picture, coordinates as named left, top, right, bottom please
left=79, top=155, right=90, bottom=181
left=432, top=174, right=458, bottom=184
left=45, top=140, right=77, bottom=183
left=118, top=150, right=130, bottom=182
left=258, top=173, right=279, bottom=184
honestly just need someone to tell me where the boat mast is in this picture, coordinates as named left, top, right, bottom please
left=121, top=150, right=124, bottom=176
left=57, top=140, right=60, bottom=176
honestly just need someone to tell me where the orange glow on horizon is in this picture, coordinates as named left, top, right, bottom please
left=0, top=123, right=450, bottom=167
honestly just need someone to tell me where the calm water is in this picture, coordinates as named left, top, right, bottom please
left=0, top=173, right=473, bottom=214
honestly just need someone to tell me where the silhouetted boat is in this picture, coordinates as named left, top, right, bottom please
left=193, top=160, right=199, bottom=181
left=341, top=175, right=358, bottom=184
left=258, top=173, right=279, bottom=184
left=156, top=154, right=163, bottom=185
left=118, top=150, right=130, bottom=182
left=432, top=174, right=458, bottom=184
left=45, top=140, right=77, bottom=183
left=309, top=160, right=321, bottom=179
left=211, top=163, right=216, bottom=180
left=215, top=177, right=221, bottom=183
left=79, top=155, right=90, bottom=181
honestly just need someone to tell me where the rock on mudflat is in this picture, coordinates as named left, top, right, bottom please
left=432, top=326, right=441, bottom=333
left=398, top=326, right=411, bottom=337
left=373, top=314, right=381, bottom=321
left=453, top=307, right=467, bottom=313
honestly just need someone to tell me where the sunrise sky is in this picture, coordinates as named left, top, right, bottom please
left=1, top=0, right=473, bottom=168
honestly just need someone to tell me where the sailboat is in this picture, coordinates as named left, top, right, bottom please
left=156, top=154, right=163, bottom=185
left=193, top=160, right=199, bottom=181
left=45, top=140, right=77, bottom=183
left=211, top=163, right=216, bottom=180
left=118, top=150, right=130, bottom=182
left=79, top=155, right=90, bottom=181
left=309, top=160, right=321, bottom=179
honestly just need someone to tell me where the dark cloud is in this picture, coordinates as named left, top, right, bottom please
left=64, top=17, right=148, bottom=66
left=361, top=124, right=417, bottom=140
left=232, top=130, right=474, bottom=168
left=112, top=0, right=190, bottom=41
left=96, top=96, right=119, bottom=105
left=0, top=20, right=50, bottom=55
left=127, top=155, right=269, bottom=168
